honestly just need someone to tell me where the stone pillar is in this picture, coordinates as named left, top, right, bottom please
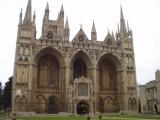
left=90, top=101, right=94, bottom=116
left=74, top=102, right=77, bottom=115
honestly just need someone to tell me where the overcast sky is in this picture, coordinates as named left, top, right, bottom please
left=0, top=0, right=160, bottom=85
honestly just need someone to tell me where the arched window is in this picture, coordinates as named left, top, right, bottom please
left=73, top=58, right=87, bottom=80
left=128, top=98, right=132, bottom=111
left=14, top=96, right=21, bottom=111
left=78, top=83, right=88, bottom=96
left=20, top=96, right=27, bottom=112
left=37, top=55, right=59, bottom=87
left=99, top=59, right=117, bottom=90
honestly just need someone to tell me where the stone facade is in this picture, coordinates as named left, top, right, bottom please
left=12, top=0, right=137, bottom=115
left=139, top=70, right=160, bottom=114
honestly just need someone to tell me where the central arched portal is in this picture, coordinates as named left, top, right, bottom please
left=77, top=101, right=89, bottom=114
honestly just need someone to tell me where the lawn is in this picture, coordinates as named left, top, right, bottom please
left=10, top=115, right=160, bottom=120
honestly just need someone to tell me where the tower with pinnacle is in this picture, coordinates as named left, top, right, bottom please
left=12, top=0, right=137, bottom=115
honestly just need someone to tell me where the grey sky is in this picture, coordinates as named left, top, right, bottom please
left=0, top=0, right=160, bottom=85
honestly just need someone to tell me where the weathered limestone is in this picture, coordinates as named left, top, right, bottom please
left=12, top=0, right=137, bottom=115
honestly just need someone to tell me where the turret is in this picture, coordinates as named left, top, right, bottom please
left=91, top=21, right=97, bottom=41
left=23, top=0, right=32, bottom=25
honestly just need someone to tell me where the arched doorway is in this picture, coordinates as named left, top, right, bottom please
left=77, top=101, right=89, bottom=114
left=97, top=53, right=122, bottom=113
left=73, top=57, right=87, bottom=80
left=47, top=96, right=58, bottom=114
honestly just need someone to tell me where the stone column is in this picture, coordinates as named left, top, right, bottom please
left=74, top=102, right=77, bottom=115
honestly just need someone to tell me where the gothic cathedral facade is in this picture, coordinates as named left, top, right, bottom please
left=12, top=0, right=137, bottom=115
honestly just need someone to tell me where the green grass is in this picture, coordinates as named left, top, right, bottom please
left=11, top=114, right=160, bottom=120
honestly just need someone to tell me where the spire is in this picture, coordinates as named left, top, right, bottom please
left=92, top=21, right=96, bottom=33
left=65, top=17, right=69, bottom=29
left=112, top=31, right=114, bottom=38
left=60, top=4, right=64, bottom=13
left=57, top=12, right=60, bottom=21
left=23, top=0, right=32, bottom=24
left=44, top=2, right=49, bottom=18
left=46, top=2, right=49, bottom=10
left=19, top=8, right=22, bottom=25
left=91, top=21, right=97, bottom=41
left=59, top=4, right=64, bottom=22
left=33, top=10, right=36, bottom=26
left=64, top=17, right=70, bottom=41
left=127, top=20, right=130, bottom=32
left=120, top=5, right=127, bottom=33
left=117, top=23, right=120, bottom=33
left=45, top=2, right=49, bottom=13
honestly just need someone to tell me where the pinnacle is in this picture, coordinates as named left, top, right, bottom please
left=23, top=0, right=32, bottom=24
left=92, top=21, right=96, bottom=33
left=65, top=17, right=69, bottom=29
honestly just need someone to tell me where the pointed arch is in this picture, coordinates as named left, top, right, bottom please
left=47, top=96, right=58, bottom=114
left=14, top=95, right=21, bottom=111
left=104, top=96, right=114, bottom=113
left=36, top=95, right=46, bottom=113
left=70, top=50, right=93, bottom=81
left=70, top=50, right=92, bottom=68
left=19, top=45, right=24, bottom=54
left=97, top=53, right=122, bottom=70
left=20, top=96, right=27, bottom=112
left=25, top=45, right=30, bottom=55
left=34, top=47, right=65, bottom=67
left=128, top=97, right=132, bottom=111
left=132, top=98, right=137, bottom=111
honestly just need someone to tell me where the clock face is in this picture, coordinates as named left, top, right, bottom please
left=47, top=31, right=53, bottom=39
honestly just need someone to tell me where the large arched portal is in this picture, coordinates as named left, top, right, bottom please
left=97, top=53, right=122, bottom=113
left=99, top=59, right=117, bottom=90
left=34, top=47, right=66, bottom=113
left=77, top=101, right=89, bottom=114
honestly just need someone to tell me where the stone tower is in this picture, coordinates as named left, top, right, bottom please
left=12, top=0, right=137, bottom=115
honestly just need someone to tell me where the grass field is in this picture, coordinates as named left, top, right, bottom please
left=8, top=115, right=160, bottom=120
left=1, top=112, right=160, bottom=120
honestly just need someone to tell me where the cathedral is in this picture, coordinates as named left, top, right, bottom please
left=12, top=0, right=137, bottom=115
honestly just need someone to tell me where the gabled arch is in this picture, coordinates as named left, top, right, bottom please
left=34, top=47, right=65, bottom=67
left=70, top=50, right=93, bottom=69
left=97, top=53, right=122, bottom=71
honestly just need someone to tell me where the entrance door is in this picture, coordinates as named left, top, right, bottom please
left=77, top=101, right=89, bottom=114
left=48, top=97, right=57, bottom=114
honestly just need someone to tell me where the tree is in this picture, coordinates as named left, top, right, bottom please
left=2, top=77, right=12, bottom=110
left=0, top=81, right=2, bottom=110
